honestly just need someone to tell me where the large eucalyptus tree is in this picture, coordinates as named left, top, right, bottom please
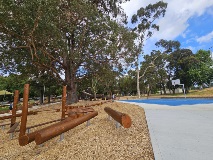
left=130, top=1, right=167, bottom=98
left=0, top=0, right=136, bottom=104
left=167, top=49, right=197, bottom=93
left=140, top=50, right=167, bottom=95
left=188, top=49, right=213, bottom=88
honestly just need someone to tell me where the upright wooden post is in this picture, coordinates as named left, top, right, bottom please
left=19, top=84, right=29, bottom=137
left=61, top=86, right=66, bottom=119
left=11, top=90, right=19, bottom=126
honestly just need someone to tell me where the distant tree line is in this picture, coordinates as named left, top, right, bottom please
left=139, top=39, right=213, bottom=95
left=1, top=44, right=212, bottom=100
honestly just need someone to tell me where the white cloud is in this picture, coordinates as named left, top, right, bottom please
left=121, top=0, right=158, bottom=19
left=121, top=0, right=213, bottom=41
left=207, top=6, right=213, bottom=15
left=185, top=46, right=196, bottom=52
left=197, top=31, right=213, bottom=43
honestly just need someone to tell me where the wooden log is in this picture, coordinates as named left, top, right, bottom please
left=68, top=107, right=95, bottom=114
left=18, top=118, right=65, bottom=146
left=7, top=122, right=20, bottom=133
left=68, top=108, right=80, bottom=113
left=19, top=84, right=29, bottom=137
left=104, top=107, right=132, bottom=128
left=11, top=90, right=19, bottom=126
left=19, top=131, right=38, bottom=146
left=67, top=112, right=78, bottom=119
left=0, top=122, right=11, bottom=127
left=16, top=118, right=63, bottom=132
left=0, top=111, right=37, bottom=120
left=7, top=122, right=20, bottom=139
left=0, top=122, right=11, bottom=130
left=56, top=109, right=60, bottom=112
left=81, top=107, right=95, bottom=112
left=76, top=112, right=84, bottom=118
left=35, top=111, right=98, bottom=145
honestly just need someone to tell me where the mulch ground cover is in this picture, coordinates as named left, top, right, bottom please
left=0, top=100, right=154, bottom=160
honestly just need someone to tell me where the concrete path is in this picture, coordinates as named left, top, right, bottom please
left=120, top=101, right=213, bottom=160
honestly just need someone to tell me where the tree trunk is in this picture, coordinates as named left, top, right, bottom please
left=40, top=88, right=44, bottom=104
left=94, top=92, right=97, bottom=101
left=136, top=69, right=140, bottom=98
left=64, top=35, right=78, bottom=104
left=185, top=87, right=189, bottom=94
left=162, top=84, right=166, bottom=95
left=172, top=88, right=175, bottom=94
left=66, top=78, right=78, bottom=104
left=64, top=64, right=78, bottom=104
left=47, top=86, right=51, bottom=103
left=147, top=84, right=150, bottom=97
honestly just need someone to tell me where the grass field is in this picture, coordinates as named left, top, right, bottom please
left=187, top=87, right=213, bottom=97
left=152, top=87, right=213, bottom=98
left=119, top=87, right=213, bottom=100
left=0, top=106, right=9, bottom=111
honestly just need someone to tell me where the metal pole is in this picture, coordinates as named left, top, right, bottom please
left=183, top=84, right=186, bottom=98
left=59, top=133, right=64, bottom=141
left=108, top=115, right=111, bottom=120
left=10, top=133, right=14, bottom=140
left=116, top=121, right=120, bottom=128
left=86, top=120, right=90, bottom=126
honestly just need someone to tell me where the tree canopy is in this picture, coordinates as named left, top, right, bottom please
left=1, top=1, right=212, bottom=100
left=130, top=1, right=168, bottom=97
left=0, top=0, right=136, bottom=103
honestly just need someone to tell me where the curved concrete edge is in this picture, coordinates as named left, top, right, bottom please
left=118, top=101, right=213, bottom=160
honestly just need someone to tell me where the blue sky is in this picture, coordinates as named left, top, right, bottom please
left=121, top=0, right=213, bottom=56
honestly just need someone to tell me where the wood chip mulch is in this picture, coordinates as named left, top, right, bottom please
left=0, top=101, right=154, bottom=160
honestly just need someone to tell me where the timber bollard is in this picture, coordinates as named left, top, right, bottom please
left=34, top=111, right=98, bottom=145
left=19, top=84, right=29, bottom=137
left=11, top=90, right=19, bottom=127
left=104, top=107, right=132, bottom=128
left=19, top=131, right=39, bottom=146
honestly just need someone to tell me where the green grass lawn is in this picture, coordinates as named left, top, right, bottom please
left=0, top=106, right=9, bottom=112
left=153, top=87, right=213, bottom=98
left=187, top=87, right=213, bottom=97
left=122, top=87, right=213, bottom=99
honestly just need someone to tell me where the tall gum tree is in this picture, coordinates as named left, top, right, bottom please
left=130, top=1, right=167, bottom=98
left=155, top=39, right=181, bottom=92
left=0, top=0, right=136, bottom=104
left=140, top=50, right=167, bottom=95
